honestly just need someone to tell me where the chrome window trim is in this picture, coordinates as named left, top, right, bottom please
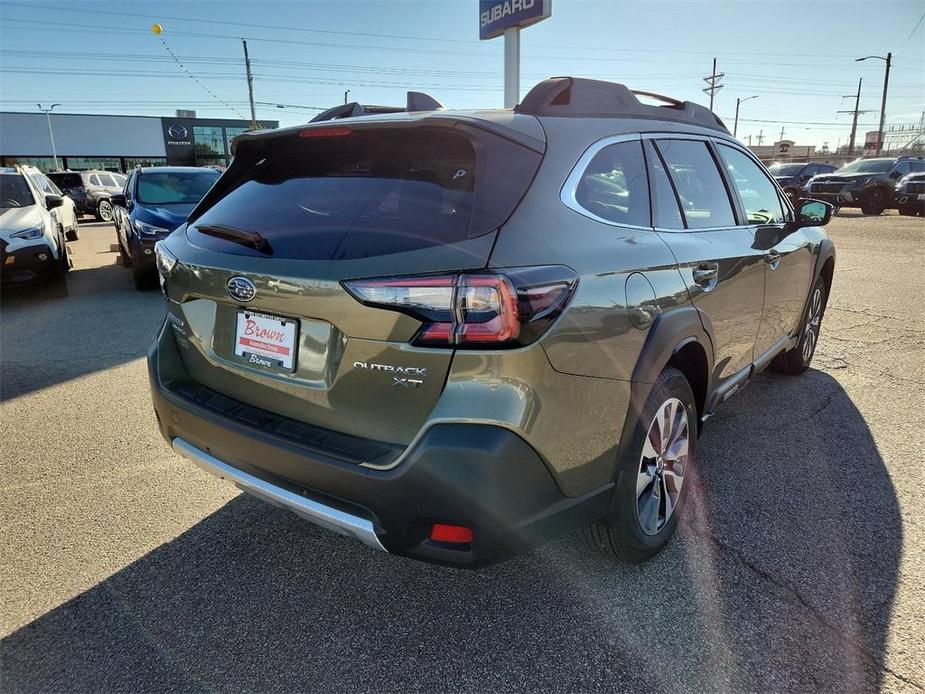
left=559, top=133, right=651, bottom=230
left=561, top=130, right=791, bottom=232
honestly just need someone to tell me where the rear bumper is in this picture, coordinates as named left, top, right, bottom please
left=148, top=325, right=612, bottom=567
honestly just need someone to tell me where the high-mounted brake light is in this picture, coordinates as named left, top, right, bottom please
left=343, top=266, right=578, bottom=349
left=298, top=126, right=353, bottom=138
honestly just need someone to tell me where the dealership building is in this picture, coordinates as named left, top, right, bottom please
left=0, top=111, right=278, bottom=173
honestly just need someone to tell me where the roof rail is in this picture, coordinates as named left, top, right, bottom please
left=310, top=90, right=444, bottom=123
left=515, top=77, right=729, bottom=133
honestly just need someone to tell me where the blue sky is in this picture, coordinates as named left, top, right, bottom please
left=1, top=0, right=923, bottom=149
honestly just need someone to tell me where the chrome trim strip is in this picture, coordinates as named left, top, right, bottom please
left=560, top=133, right=647, bottom=229
left=172, top=437, right=387, bottom=551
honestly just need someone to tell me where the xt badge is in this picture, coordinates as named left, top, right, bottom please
left=353, top=361, right=427, bottom=390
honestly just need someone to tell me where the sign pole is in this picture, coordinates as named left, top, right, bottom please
left=503, top=26, right=521, bottom=108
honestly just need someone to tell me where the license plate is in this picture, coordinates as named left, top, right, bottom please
left=234, top=311, right=298, bottom=372
left=918, top=193, right=925, bottom=201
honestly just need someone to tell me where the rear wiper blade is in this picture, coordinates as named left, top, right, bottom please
left=195, top=223, right=272, bottom=254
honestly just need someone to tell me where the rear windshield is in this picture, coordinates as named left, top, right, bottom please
left=138, top=172, right=220, bottom=205
left=188, top=125, right=542, bottom=260
left=48, top=173, right=83, bottom=189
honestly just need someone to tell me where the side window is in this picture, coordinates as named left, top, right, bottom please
left=644, top=141, right=684, bottom=229
left=29, top=173, right=51, bottom=195
left=42, top=175, right=63, bottom=196
left=89, top=174, right=101, bottom=186
left=716, top=144, right=784, bottom=225
left=909, top=161, right=925, bottom=173
left=804, top=165, right=817, bottom=178
left=573, top=140, right=650, bottom=227
left=891, top=162, right=909, bottom=178
left=654, top=139, right=736, bottom=229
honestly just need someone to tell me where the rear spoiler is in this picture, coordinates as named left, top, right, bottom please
left=310, top=91, right=445, bottom=123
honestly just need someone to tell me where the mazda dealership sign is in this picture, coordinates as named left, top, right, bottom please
left=479, top=0, right=551, bottom=40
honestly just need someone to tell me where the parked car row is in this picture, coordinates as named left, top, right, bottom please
left=47, top=170, right=127, bottom=224
left=771, top=155, right=925, bottom=215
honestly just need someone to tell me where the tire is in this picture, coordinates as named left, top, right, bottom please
left=581, top=366, right=697, bottom=563
left=117, top=233, right=132, bottom=267
left=47, top=227, right=70, bottom=282
left=131, top=251, right=155, bottom=290
left=898, top=204, right=918, bottom=216
left=96, top=199, right=114, bottom=222
left=770, top=275, right=828, bottom=375
left=65, top=224, right=79, bottom=242
left=860, top=189, right=885, bottom=215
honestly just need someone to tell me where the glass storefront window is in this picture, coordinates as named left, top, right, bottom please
left=224, top=126, right=250, bottom=158
left=193, top=126, right=226, bottom=165
left=124, top=158, right=167, bottom=170
left=1, top=156, right=58, bottom=172
left=63, top=157, right=122, bottom=172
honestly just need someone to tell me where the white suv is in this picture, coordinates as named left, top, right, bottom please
left=0, top=167, right=72, bottom=284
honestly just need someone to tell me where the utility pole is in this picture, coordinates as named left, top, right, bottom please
left=733, top=95, right=758, bottom=138
left=37, top=103, right=61, bottom=170
left=344, top=90, right=350, bottom=105
left=837, top=78, right=872, bottom=156
left=856, top=52, right=891, bottom=155
left=241, top=39, right=257, bottom=131
left=747, top=134, right=752, bottom=146
left=779, top=126, right=786, bottom=142
left=756, top=129, right=764, bottom=146
left=702, top=58, right=724, bottom=112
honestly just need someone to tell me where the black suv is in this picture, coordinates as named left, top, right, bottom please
left=804, top=156, right=925, bottom=214
left=767, top=162, right=836, bottom=203
left=47, top=170, right=127, bottom=223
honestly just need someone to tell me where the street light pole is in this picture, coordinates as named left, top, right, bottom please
left=733, top=95, right=758, bottom=138
left=856, top=52, right=892, bottom=155
left=37, top=103, right=61, bottom=170
left=344, top=89, right=350, bottom=105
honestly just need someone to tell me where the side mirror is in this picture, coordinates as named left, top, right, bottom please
left=45, top=194, right=64, bottom=210
left=797, top=199, right=833, bottom=227
left=110, top=193, right=126, bottom=207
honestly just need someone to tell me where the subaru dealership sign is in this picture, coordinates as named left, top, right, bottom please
left=479, top=0, right=551, bottom=40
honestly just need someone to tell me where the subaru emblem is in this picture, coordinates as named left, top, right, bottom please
left=227, top=276, right=257, bottom=303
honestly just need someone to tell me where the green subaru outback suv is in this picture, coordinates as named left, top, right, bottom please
left=148, top=78, right=835, bottom=567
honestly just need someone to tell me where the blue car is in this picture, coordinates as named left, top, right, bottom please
left=112, top=166, right=220, bottom=288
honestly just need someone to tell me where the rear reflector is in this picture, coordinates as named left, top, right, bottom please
left=343, top=266, right=577, bottom=349
left=429, top=523, right=474, bottom=544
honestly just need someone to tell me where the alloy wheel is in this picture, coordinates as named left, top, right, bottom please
left=636, top=397, right=689, bottom=536
left=802, top=286, right=823, bottom=362
left=98, top=200, right=113, bottom=222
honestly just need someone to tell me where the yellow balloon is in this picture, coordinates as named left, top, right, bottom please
left=151, top=23, right=162, bottom=35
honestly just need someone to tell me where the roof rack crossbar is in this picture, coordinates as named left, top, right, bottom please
left=515, top=77, right=729, bottom=134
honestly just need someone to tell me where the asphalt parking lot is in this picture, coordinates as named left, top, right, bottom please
left=1, top=212, right=923, bottom=693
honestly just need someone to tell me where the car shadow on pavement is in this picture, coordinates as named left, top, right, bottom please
left=0, top=370, right=902, bottom=692
left=0, top=262, right=164, bottom=401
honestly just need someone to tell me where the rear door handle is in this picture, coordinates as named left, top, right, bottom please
left=692, top=263, right=719, bottom=286
left=764, top=249, right=781, bottom=268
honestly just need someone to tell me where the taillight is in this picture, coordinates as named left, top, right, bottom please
left=343, top=266, right=577, bottom=348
